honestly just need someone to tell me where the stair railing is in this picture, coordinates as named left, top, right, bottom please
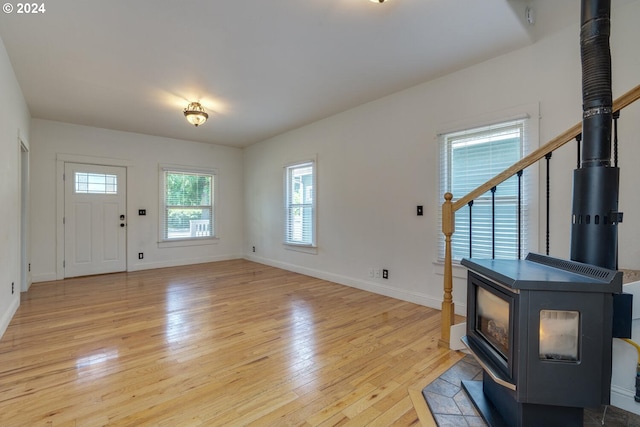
left=439, top=83, right=640, bottom=348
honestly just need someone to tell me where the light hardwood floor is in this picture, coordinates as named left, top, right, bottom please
left=0, top=260, right=462, bottom=426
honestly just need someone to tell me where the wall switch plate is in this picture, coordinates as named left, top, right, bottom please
left=138, top=209, right=146, bottom=215
left=138, top=253, right=144, bottom=259
left=375, top=269, right=381, bottom=278
left=417, top=205, right=423, bottom=216
left=382, top=269, right=389, bottom=279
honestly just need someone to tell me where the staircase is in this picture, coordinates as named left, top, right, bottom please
left=439, top=83, right=640, bottom=348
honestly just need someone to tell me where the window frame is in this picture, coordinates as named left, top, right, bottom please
left=158, top=164, right=218, bottom=247
left=283, top=157, right=317, bottom=250
left=438, top=107, right=539, bottom=262
left=74, top=172, right=118, bottom=195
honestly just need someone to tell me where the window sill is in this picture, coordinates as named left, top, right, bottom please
left=284, top=243, right=318, bottom=255
left=158, top=237, right=219, bottom=249
left=432, top=259, right=469, bottom=280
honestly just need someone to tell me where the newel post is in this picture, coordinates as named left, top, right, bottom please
left=439, top=192, right=455, bottom=348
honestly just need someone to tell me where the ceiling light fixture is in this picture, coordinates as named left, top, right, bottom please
left=370, top=0, right=388, bottom=3
left=183, top=101, right=209, bottom=127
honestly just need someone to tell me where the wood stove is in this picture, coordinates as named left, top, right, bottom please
left=455, top=1, right=626, bottom=425
left=461, top=253, right=622, bottom=427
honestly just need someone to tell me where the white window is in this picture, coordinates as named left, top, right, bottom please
left=160, top=166, right=215, bottom=241
left=439, top=118, right=535, bottom=261
left=74, top=172, right=118, bottom=194
left=284, top=160, right=316, bottom=247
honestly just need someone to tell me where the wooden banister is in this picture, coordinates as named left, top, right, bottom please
left=452, top=83, right=640, bottom=212
left=439, top=83, right=640, bottom=348
left=439, top=193, right=455, bottom=347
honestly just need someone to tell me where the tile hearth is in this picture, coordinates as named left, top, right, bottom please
left=422, top=355, right=640, bottom=427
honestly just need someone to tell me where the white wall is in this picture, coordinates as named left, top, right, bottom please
left=30, top=120, right=244, bottom=282
left=612, top=281, right=640, bottom=415
left=0, top=37, right=30, bottom=336
left=3, top=2, right=639, bottom=340
left=244, top=1, right=640, bottom=315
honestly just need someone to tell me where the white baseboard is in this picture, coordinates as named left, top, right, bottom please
left=244, top=254, right=454, bottom=311
left=611, top=385, right=640, bottom=416
left=128, top=254, right=244, bottom=272
left=32, top=253, right=460, bottom=314
left=31, top=273, right=58, bottom=283
left=0, top=297, right=20, bottom=340
left=32, top=255, right=245, bottom=281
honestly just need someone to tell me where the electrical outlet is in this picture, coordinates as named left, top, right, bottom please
left=417, top=205, right=423, bottom=216
left=11, top=282, right=14, bottom=294
left=375, top=269, right=381, bottom=278
left=138, top=209, right=146, bottom=215
left=252, top=246, right=256, bottom=252
left=382, top=269, right=389, bottom=279
left=138, top=252, right=144, bottom=259
left=369, top=268, right=374, bottom=278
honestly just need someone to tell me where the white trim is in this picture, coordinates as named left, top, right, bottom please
left=437, top=103, right=540, bottom=262
left=245, top=254, right=447, bottom=310
left=19, top=133, right=31, bottom=292
left=282, top=155, right=317, bottom=169
left=0, top=296, right=20, bottom=340
left=284, top=244, right=318, bottom=255
left=55, top=153, right=134, bottom=167
left=31, top=273, right=58, bottom=283
left=128, top=254, right=243, bottom=272
left=158, top=237, right=220, bottom=249
left=433, top=259, right=470, bottom=278
left=436, top=103, right=538, bottom=137
left=283, top=155, right=318, bottom=249
left=158, top=164, right=219, bottom=246
left=610, top=385, right=640, bottom=416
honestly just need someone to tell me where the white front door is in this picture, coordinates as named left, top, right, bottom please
left=64, top=163, right=127, bottom=278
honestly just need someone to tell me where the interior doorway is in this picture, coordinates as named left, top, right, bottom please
left=20, top=140, right=30, bottom=292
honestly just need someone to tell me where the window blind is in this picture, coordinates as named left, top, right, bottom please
left=162, top=169, right=214, bottom=240
left=439, top=119, right=531, bottom=260
left=284, top=161, right=315, bottom=246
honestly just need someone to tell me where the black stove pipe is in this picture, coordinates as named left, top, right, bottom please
left=580, top=0, right=613, bottom=167
left=570, top=0, right=621, bottom=270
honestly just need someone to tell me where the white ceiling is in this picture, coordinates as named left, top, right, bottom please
left=0, top=0, right=580, bottom=148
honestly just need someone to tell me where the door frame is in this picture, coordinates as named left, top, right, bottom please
left=55, top=154, right=133, bottom=280
left=19, top=135, right=31, bottom=292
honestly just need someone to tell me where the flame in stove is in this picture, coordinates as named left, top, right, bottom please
left=539, top=324, right=547, bottom=342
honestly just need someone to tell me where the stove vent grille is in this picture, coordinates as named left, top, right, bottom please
left=526, top=253, right=616, bottom=280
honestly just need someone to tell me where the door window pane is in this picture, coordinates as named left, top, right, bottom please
left=75, top=172, right=118, bottom=194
